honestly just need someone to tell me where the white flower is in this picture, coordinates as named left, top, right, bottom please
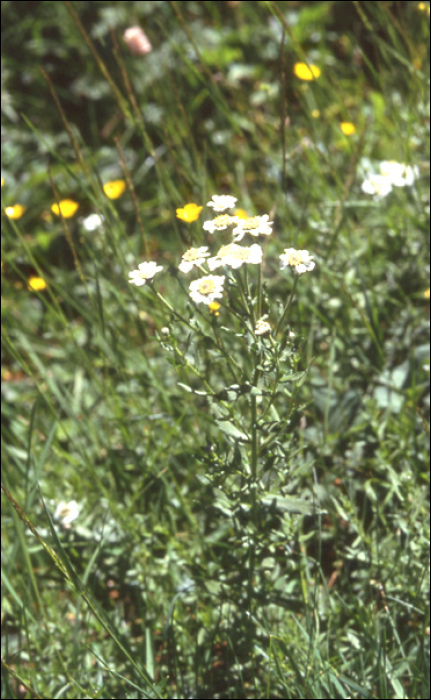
left=361, top=174, right=393, bottom=200
left=361, top=160, right=419, bottom=199
left=203, top=214, right=238, bottom=233
left=208, top=243, right=263, bottom=270
left=255, top=318, right=271, bottom=336
left=232, top=214, right=273, bottom=242
left=81, top=213, right=104, bottom=231
left=128, top=261, right=163, bottom=286
left=280, top=248, right=315, bottom=274
left=179, top=246, right=210, bottom=273
left=189, top=275, right=225, bottom=305
left=379, top=161, right=419, bottom=187
left=53, top=500, right=80, bottom=527
left=206, top=194, right=238, bottom=212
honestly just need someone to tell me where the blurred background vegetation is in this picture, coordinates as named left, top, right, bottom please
left=1, top=1, right=430, bottom=698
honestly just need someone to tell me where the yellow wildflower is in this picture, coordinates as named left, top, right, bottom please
left=176, top=203, right=203, bottom=222
left=5, top=204, right=26, bottom=219
left=209, top=301, right=221, bottom=316
left=51, top=200, right=79, bottom=218
left=1, top=178, right=4, bottom=187
left=293, top=63, right=321, bottom=81
left=340, top=122, right=356, bottom=136
left=234, top=208, right=249, bottom=220
left=28, top=276, right=47, bottom=291
left=424, top=287, right=430, bottom=299
left=103, top=180, right=126, bottom=199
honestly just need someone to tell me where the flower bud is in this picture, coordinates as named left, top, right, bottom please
left=124, top=27, right=152, bottom=56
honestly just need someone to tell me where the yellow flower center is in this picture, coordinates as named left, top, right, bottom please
left=183, top=248, right=202, bottom=261
left=241, top=216, right=261, bottom=230
left=287, top=252, right=305, bottom=266
left=213, top=214, right=233, bottom=229
left=198, top=279, right=216, bottom=295
left=218, top=244, right=249, bottom=260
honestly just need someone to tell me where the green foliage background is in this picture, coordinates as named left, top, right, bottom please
left=1, top=1, right=430, bottom=698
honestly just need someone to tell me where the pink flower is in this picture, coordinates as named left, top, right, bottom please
left=124, top=27, right=152, bottom=56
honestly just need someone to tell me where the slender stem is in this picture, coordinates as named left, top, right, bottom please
left=247, top=266, right=291, bottom=613
left=250, top=393, right=258, bottom=482
left=211, top=321, right=241, bottom=384
left=247, top=388, right=258, bottom=616
left=275, top=275, right=299, bottom=346
left=256, top=263, right=263, bottom=321
left=153, top=286, right=244, bottom=378
left=235, top=267, right=252, bottom=320
left=247, top=326, right=263, bottom=615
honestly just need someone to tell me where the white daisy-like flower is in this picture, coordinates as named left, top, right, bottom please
left=208, top=243, right=263, bottom=270
left=207, top=194, right=238, bottom=212
left=179, top=246, right=210, bottom=273
left=361, top=174, right=393, bottom=200
left=280, top=248, right=315, bottom=274
left=232, top=214, right=273, bottom=242
left=53, top=500, right=80, bottom=527
left=128, top=261, right=163, bottom=286
left=255, top=318, right=272, bottom=336
left=379, top=161, right=419, bottom=187
left=203, top=214, right=238, bottom=234
left=81, top=213, right=104, bottom=231
left=189, top=275, right=225, bottom=305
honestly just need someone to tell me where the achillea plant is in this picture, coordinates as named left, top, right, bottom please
left=127, top=195, right=317, bottom=667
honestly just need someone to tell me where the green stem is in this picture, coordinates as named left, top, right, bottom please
left=235, top=267, right=253, bottom=322
left=256, top=263, right=263, bottom=320
left=247, top=331, right=263, bottom=614
left=152, top=286, right=243, bottom=374
left=275, top=275, right=299, bottom=349
left=247, top=389, right=258, bottom=615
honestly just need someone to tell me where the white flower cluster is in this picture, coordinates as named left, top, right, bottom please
left=189, top=275, right=226, bottom=305
left=128, top=261, right=164, bottom=286
left=279, top=249, right=315, bottom=274
left=127, top=194, right=316, bottom=312
left=360, top=159, right=419, bottom=200
left=206, top=194, right=238, bottom=212
left=180, top=194, right=273, bottom=305
left=208, top=243, right=263, bottom=271
left=179, top=246, right=210, bottom=273
left=232, top=214, right=273, bottom=242
left=53, top=500, right=80, bottom=527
